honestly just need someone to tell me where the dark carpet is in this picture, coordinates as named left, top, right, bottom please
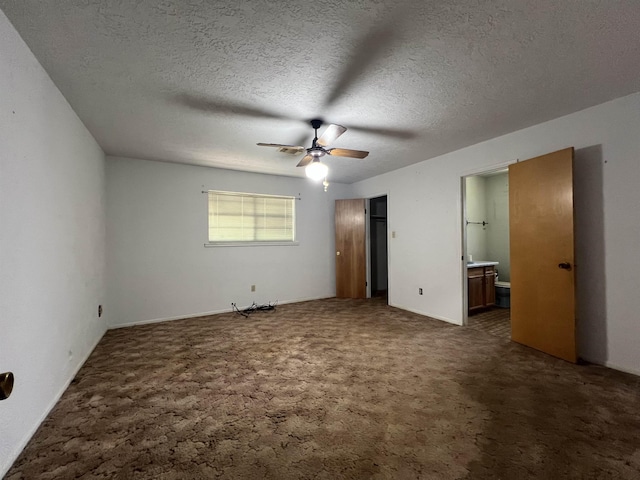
left=6, top=298, right=640, bottom=479
left=467, top=307, right=511, bottom=340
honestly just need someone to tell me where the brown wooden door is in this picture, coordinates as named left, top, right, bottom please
left=509, top=147, right=577, bottom=362
left=335, top=199, right=366, bottom=298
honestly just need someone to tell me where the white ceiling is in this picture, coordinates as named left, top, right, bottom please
left=2, top=1, right=640, bottom=183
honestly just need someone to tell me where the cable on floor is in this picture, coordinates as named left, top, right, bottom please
left=231, top=301, right=278, bottom=318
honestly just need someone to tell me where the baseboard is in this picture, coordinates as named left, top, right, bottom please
left=387, top=302, right=462, bottom=326
left=108, top=295, right=335, bottom=330
left=274, top=295, right=335, bottom=306
left=390, top=311, right=638, bottom=376
left=109, top=307, right=234, bottom=329
left=1, top=330, right=106, bottom=479
left=601, top=361, right=640, bottom=377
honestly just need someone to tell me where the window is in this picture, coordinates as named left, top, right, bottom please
left=207, top=190, right=296, bottom=245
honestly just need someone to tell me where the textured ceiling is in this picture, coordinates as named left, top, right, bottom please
left=2, top=1, right=640, bottom=183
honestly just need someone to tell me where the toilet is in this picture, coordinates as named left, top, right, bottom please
left=495, top=281, right=511, bottom=308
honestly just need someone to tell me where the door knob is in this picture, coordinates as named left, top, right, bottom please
left=336, top=251, right=341, bottom=256
left=558, top=262, right=572, bottom=270
left=0, top=372, right=14, bottom=400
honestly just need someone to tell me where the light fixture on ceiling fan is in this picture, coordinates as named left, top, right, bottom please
left=305, top=150, right=329, bottom=181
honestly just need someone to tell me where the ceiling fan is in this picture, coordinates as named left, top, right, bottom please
left=257, top=119, right=369, bottom=179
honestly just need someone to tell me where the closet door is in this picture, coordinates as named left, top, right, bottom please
left=335, top=199, right=366, bottom=298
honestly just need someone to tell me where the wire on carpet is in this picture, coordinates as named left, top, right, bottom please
left=231, top=301, right=278, bottom=318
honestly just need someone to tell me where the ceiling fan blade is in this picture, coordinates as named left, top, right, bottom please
left=296, top=155, right=313, bottom=167
left=292, top=133, right=310, bottom=150
left=328, top=148, right=369, bottom=159
left=257, top=143, right=304, bottom=149
left=317, top=124, right=347, bottom=147
left=347, top=125, right=417, bottom=140
left=176, top=94, right=290, bottom=120
left=323, top=8, right=407, bottom=108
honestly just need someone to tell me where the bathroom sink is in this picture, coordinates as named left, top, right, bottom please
left=467, top=261, right=499, bottom=268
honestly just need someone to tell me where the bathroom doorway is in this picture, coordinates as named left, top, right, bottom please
left=462, top=169, right=511, bottom=339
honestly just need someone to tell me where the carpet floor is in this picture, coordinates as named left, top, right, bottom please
left=467, top=307, right=511, bottom=340
left=6, top=298, right=640, bottom=479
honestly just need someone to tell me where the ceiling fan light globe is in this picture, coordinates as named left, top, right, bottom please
left=305, top=161, right=328, bottom=181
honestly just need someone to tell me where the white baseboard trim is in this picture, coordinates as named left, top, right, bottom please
left=275, top=295, right=335, bottom=306
left=108, top=295, right=335, bottom=330
left=568, top=354, right=640, bottom=377
left=109, top=307, right=234, bottom=329
left=391, top=309, right=639, bottom=377
left=387, top=302, right=462, bottom=326
left=601, top=361, right=640, bottom=377
left=1, top=329, right=106, bottom=479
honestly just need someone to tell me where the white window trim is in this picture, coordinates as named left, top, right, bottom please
left=204, top=241, right=299, bottom=247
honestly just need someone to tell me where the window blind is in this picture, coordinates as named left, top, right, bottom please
left=208, top=191, right=295, bottom=243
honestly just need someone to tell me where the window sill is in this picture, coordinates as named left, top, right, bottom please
left=204, top=241, right=299, bottom=247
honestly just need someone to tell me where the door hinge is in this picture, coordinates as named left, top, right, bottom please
left=365, top=208, right=367, bottom=214
left=365, top=282, right=368, bottom=286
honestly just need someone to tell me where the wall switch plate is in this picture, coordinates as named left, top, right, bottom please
left=392, top=231, right=396, bottom=238
left=251, top=285, right=256, bottom=292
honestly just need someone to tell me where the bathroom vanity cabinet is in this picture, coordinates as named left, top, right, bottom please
left=467, top=263, right=497, bottom=313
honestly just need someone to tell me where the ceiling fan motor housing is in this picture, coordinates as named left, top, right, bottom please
left=310, top=118, right=323, bottom=130
left=308, top=147, right=326, bottom=157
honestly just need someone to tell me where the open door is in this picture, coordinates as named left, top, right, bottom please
left=335, top=199, right=366, bottom=298
left=509, top=147, right=576, bottom=362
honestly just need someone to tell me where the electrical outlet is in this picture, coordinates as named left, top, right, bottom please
left=392, top=231, right=396, bottom=238
left=419, top=288, right=423, bottom=295
left=98, top=305, right=103, bottom=317
left=251, top=285, right=256, bottom=292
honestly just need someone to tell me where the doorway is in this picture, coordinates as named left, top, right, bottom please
left=463, top=169, right=511, bottom=339
left=462, top=148, right=577, bottom=363
left=334, top=196, right=388, bottom=301
left=368, top=196, right=388, bottom=301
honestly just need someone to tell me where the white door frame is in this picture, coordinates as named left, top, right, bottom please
left=364, top=192, right=390, bottom=299
left=460, top=164, right=511, bottom=326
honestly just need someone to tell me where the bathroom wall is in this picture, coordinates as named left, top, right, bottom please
left=485, top=173, right=510, bottom=281
left=464, top=176, right=487, bottom=261
left=465, top=173, right=509, bottom=280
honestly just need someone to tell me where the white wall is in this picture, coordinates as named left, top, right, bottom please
left=485, top=173, right=510, bottom=281
left=106, top=157, right=350, bottom=327
left=464, top=176, right=487, bottom=262
left=0, top=11, right=106, bottom=477
left=1, top=5, right=638, bottom=472
left=351, top=92, right=640, bottom=375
